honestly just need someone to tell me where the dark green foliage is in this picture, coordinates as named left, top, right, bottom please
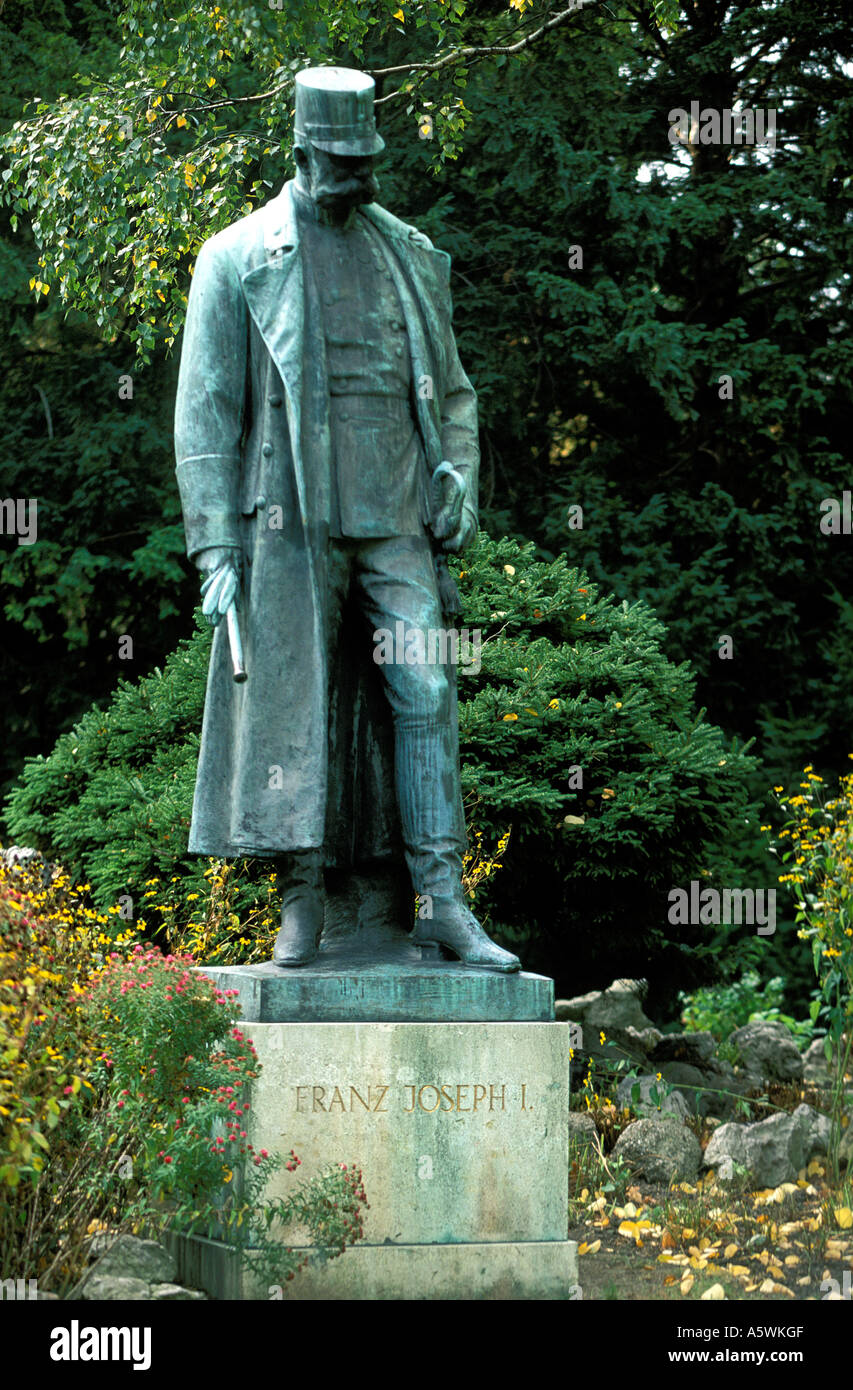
left=4, top=618, right=211, bottom=911
left=377, top=0, right=853, bottom=840
left=5, top=534, right=758, bottom=1005
left=0, top=0, right=193, bottom=805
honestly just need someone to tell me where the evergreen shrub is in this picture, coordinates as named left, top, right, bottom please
left=5, top=533, right=759, bottom=1004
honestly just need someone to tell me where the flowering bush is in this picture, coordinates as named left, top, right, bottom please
left=0, top=858, right=366, bottom=1292
left=166, top=859, right=279, bottom=966
left=774, top=762, right=853, bottom=1172
left=0, top=854, right=139, bottom=1283
left=0, top=855, right=138, bottom=1189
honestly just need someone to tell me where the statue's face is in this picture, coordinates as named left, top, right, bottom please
left=295, top=141, right=379, bottom=213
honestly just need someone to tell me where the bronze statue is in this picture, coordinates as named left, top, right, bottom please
left=175, top=66, right=520, bottom=974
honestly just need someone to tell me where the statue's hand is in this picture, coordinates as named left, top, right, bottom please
left=197, top=545, right=241, bottom=627
left=441, top=508, right=477, bottom=553
left=431, top=463, right=476, bottom=552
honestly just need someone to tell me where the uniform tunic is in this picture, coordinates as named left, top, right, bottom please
left=294, top=186, right=427, bottom=538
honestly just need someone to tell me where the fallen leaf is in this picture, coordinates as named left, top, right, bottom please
left=618, top=1219, right=653, bottom=1245
left=680, top=1274, right=694, bottom=1295
left=661, top=1229, right=677, bottom=1251
left=664, top=1274, right=678, bottom=1286
left=701, top=1283, right=726, bottom=1300
left=834, top=1207, right=853, bottom=1230
left=724, top=1243, right=739, bottom=1259
left=578, top=1239, right=601, bottom=1256
left=626, top=1185, right=644, bottom=1204
left=726, top=1264, right=750, bottom=1277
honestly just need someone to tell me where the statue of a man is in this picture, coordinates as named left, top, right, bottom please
left=174, top=66, right=520, bottom=974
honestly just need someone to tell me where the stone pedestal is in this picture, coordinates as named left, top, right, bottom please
left=196, top=1017, right=577, bottom=1299
left=187, top=892, right=577, bottom=1299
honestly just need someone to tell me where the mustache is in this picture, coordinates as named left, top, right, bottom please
left=313, top=170, right=380, bottom=206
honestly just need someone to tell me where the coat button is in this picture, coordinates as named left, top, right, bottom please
left=262, top=443, right=273, bottom=457
left=269, top=394, right=282, bottom=407
left=256, top=494, right=267, bottom=511
left=395, top=345, right=404, bottom=357
left=338, top=411, right=349, bottom=421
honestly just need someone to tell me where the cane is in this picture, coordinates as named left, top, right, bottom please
left=225, top=600, right=248, bottom=683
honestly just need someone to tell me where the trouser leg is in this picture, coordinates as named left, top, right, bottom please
left=354, top=537, right=464, bottom=893
left=355, top=537, right=520, bottom=971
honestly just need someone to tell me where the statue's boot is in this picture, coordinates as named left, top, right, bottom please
left=412, top=892, right=521, bottom=972
left=396, top=723, right=521, bottom=973
left=273, top=850, right=324, bottom=967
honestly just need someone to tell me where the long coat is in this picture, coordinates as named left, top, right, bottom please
left=174, top=180, right=479, bottom=861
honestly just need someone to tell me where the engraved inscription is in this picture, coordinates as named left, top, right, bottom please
left=292, top=1082, right=530, bottom=1113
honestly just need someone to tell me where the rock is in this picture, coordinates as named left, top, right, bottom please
left=1, top=845, right=55, bottom=888
left=730, top=1021, right=803, bottom=1083
left=839, top=1118, right=853, bottom=1168
left=557, top=979, right=653, bottom=1032
left=623, top=1026, right=663, bottom=1056
left=659, top=1060, right=747, bottom=1120
left=2, top=845, right=43, bottom=868
left=703, top=1104, right=828, bottom=1187
left=616, top=1073, right=690, bottom=1120
left=611, top=1117, right=702, bottom=1184
left=793, top=1102, right=831, bottom=1159
left=567, top=1112, right=599, bottom=1149
left=81, top=1234, right=176, bottom=1287
left=802, top=1035, right=849, bottom=1086
left=556, top=980, right=656, bottom=1060
left=150, top=1283, right=206, bottom=1301
left=74, top=1275, right=152, bottom=1301
left=650, top=1031, right=718, bottom=1069
left=555, top=999, right=582, bottom=1022
left=656, top=1062, right=707, bottom=1115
